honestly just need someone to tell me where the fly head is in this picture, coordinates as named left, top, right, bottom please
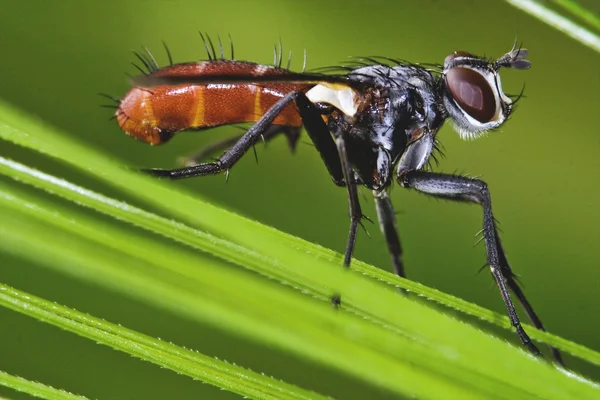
left=441, top=46, right=531, bottom=140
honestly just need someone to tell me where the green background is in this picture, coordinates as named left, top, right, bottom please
left=0, top=0, right=598, bottom=398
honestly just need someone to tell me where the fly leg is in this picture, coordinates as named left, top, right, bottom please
left=335, top=135, right=363, bottom=266
left=399, top=170, right=563, bottom=365
left=293, top=94, right=363, bottom=267
left=374, top=133, right=434, bottom=278
left=179, top=125, right=301, bottom=167
left=373, top=190, right=405, bottom=278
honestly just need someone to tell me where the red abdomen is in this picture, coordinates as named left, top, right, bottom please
left=117, top=61, right=310, bottom=145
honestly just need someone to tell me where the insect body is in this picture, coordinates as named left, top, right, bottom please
left=113, top=38, right=563, bottom=365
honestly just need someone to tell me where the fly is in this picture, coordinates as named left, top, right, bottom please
left=108, top=34, right=563, bottom=366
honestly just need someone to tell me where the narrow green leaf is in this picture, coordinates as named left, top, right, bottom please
left=0, top=283, right=330, bottom=400
left=0, top=370, right=88, bottom=400
left=1, top=155, right=598, bottom=366
left=552, top=0, right=600, bottom=30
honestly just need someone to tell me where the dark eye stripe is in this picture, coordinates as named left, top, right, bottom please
left=446, top=67, right=496, bottom=123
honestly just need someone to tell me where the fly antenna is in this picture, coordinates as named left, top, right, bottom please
left=228, top=33, right=235, bottom=60
left=198, top=31, right=213, bottom=61
left=273, top=44, right=277, bottom=67
left=286, top=50, right=292, bottom=70
left=494, top=46, right=530, bottom=70
left=494, top=36, right=530, bottom=70
left=217, top=34, right=225, bottom=60
left=162, top=41, right=173, bottom=66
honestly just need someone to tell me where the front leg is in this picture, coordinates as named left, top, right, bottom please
left=399, top=170, right=563, bottom=365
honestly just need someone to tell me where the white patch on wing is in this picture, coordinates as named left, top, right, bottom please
left=306, top=84, right=358, bottom=117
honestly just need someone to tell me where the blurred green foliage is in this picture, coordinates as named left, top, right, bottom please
left=0, top=0, right=599, bottom=398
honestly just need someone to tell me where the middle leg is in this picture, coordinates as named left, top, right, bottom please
left=335, top=135, right=363, bottom=267
left=373, top=190, right=405, bottom=278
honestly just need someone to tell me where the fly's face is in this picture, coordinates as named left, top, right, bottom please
left=441, top=48, right=531, bottom=140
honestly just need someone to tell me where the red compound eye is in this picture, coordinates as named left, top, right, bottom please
left=445, top=67, right=496, bottom=123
